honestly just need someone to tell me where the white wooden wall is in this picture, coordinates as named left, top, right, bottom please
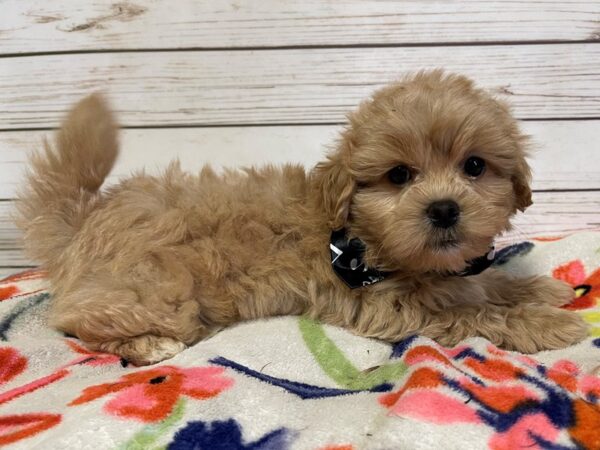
left=0, top=0, right=599, bottom=277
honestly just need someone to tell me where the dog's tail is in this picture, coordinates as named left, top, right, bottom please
left=16, top=94, right=118, bottom=267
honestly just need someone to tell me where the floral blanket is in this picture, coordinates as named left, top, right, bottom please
left=1, top=232, right=600, bottom=450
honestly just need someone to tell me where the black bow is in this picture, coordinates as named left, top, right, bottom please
left=329, top=228, right=495, bottom=289
left=329, top=229, right=389, bottom=289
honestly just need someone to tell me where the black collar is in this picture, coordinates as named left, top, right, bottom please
left=329, top=228, right=495, bottom=289
left=455, top=246, right=496, bottom=277
left=329, top=229, right=390, bottom=289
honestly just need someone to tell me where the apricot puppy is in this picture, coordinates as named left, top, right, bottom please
left=17, top=71, right=588, bottom=365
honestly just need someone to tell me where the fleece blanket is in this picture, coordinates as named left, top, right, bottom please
left=1, top=232, right=600, bottom=450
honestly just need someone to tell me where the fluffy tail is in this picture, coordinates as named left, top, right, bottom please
left=16, top=94, right=119, bottom=267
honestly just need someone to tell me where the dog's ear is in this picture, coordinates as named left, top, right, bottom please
left=512, top=155, right=532, bottom=212
left=494, top=102, right=532, bottom=213
left=313, top=135, right=356, bottom=230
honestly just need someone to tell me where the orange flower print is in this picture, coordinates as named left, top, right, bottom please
left=63, top=340, right=122, bottom=367
left=0, top=348, right=63, bottom=445
left=553, top=260, right=600, bottom=311
left=69, top=365, right=233, bottom=422
left=0, top=347, right=27, bottom=386
left=380, top=342, right=600, bottom=450
left=0, top=285, right=19, bottom=301
left=0, top=413, right=61, bottom=446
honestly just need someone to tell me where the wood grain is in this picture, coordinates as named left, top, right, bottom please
left=498, top=191, right=600, bottom=245
left=1, top=44, right=599, bottom=129
left=0, top=120, right=598, bottom=199
left=1, top=0, right=599, bottom=54
left=2, top=191, right=599, bottom=267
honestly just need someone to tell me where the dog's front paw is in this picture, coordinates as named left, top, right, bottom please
left=523, top=276, right=575, bottom=307
left=503, top=306, right=588, bottom=353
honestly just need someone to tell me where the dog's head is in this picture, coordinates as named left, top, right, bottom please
left=313, top=71, right=531, bottom=273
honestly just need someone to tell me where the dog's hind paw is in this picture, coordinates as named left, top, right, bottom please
left=102, top=335, right=187, bottom=366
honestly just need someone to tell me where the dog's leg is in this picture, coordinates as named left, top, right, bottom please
left=96, top=336, right=188, bottom=366
left=336, top=286, right=587, bottom=353
left=49, top=284, right=207, bottom=366
left=477, top=269, right=575, bottom=307
left=425, top=302, right=589, bottom=353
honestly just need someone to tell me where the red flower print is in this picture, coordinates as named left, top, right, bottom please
left=0, top=285, right=19, bottom=301
left=319, top=446, right=354, bottom=450
left=380, top=341, right=600, bottom=449
left=379, top=367, right=443, bottom=409
left=0, top=347, right=27, bottom=386
left=0, top=370, right=69, bottom=407
left=532, top=236, right=564, bottom=242
left=0, top=413, right=61, bottom=446
left=547, top=360, right=600, bottom=402
left=69, top=365, right=233, bottom=422
left=553, top=260, right=600, bottom=310
left=63, top=340, right=121, bottom=367
left=488, top=413, right=558, bottom=450
left=463, top=357, right=523, bottom=382
left=569, top=399, right=600, bottom=449
left=459, top=380, right=540, bottom=414
left=0, top=269, right=46, bottom=283
left=0, top=348, right=62, bottom=445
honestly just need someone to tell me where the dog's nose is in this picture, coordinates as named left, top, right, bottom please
left=426, top=200, right=460, bottom=228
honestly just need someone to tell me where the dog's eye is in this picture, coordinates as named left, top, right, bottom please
left=388, top=165, right=412, bottom=185
left=463, top=157, right=486, bottom=178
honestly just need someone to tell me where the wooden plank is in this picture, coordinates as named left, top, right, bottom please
left=1, top=0, right=599, bottom=54
left=523, top=121, right=600, bottom=191
left=0, top=202, right=18, bottom=254
left=0, top=120, right=598, bottom=199
left=1, top=44, right=599, bottom=129
left=0, top=250, right=31, bottom=268
left=498, top=191, right=600, bottom=244
left=2, top=191, right=599, bottom=267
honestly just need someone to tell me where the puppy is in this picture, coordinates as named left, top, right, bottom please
left=17, top=71, right=588, bottom=366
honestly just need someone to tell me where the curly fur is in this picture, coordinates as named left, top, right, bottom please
left=16, top=71, right=588, bottom=365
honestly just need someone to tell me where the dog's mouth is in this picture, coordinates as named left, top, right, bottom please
left=430, top=241, right=461, bottom=256
left=429, top=234, right=461, bottom=250
left=437, top=239, right=459, bottom=248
